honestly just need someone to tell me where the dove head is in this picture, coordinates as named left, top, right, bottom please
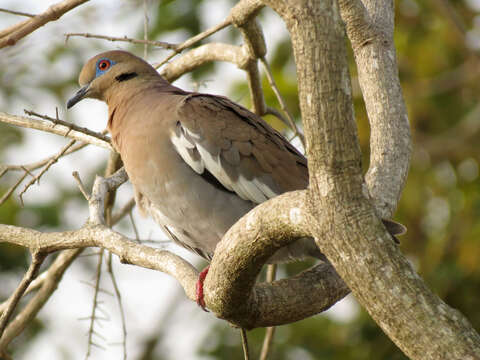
left=67, top=50, right=160, bottom=109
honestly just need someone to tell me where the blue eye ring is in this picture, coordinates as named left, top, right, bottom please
left=95, top=58, right=116, bottom=77
left=98, top=59, right=111, bottom=71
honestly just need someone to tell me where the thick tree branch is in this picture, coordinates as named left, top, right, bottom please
left=339, top=0, right=411, bottom=218
left=205, top=190, right=349, bottom=328
left=263, top=0, right=480, bottom=359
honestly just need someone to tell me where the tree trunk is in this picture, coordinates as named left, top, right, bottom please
left=263, top=0, right=480, bottom=359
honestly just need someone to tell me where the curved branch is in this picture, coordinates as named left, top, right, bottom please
left=237, top=19, right=267, bottom=115
left=263, top=0, right=480, bottom=359
left=1, top=178, right=346, bottom=330
left=161, top=43, right=249, bottom=83
left=205, top=190, right=349, bottom=329
left=339, top=0, right=412, bottom=218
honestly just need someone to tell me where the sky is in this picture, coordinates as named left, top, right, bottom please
left=1, top=1, right=358, bottom=359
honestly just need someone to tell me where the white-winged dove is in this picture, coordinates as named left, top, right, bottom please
left=68, top=51, right=405, bottom=307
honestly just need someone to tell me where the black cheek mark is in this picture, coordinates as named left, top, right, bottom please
left=115, top=72, right=138, bottom=82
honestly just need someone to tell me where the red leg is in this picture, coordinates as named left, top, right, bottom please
left=196, top=265, right=210, bottom=311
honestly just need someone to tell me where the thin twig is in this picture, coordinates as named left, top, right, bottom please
left=72, top=171, right=91, bottom=200
left=18, top=139, right=77, bottom=205
left=64, top=32, right=176, bottom=49
left=0, top=142, right=88, bottom=206
left=111, top=198, right=135, bottom=226
left=0, top=8, right=35, bottom=17
left=0, top=172, right=28, bottom=206
left=129, top=212, right=141, bottom=242
left=0, top=251, right=46, bottom=339
left=241, top=328, right=250, bottom=360
left=260, top=57, right=305, bottom=147
left=143, top=0, right=149, bottom=59
left=24, top=110, right=111, bottom=144
left=155, top=18, right=231, bottom=69
left=259, top=264, right=277, bottom=360
left=106, top=254, right=127, bottom=360
left=0, top=249, right=82, bottom=354
left=85, top=250, right=105, bottom=360
left=0, top=111, right=111, bottom=150
left=1, top=142, right=87, bottom=174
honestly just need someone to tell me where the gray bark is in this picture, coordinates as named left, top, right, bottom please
left=261, top=0, right=480, bottom=359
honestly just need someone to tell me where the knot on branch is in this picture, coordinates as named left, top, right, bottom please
left=85, top=168, right=128, bottom=226
left=229, top=0, right=264, bottom=27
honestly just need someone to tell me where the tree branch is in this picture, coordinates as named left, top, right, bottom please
left=160, top=43, right=249, bottom=83
left=64, top=32, right=177, bottom=50
left=0, top=111, right=112, bottom=150
left=263, top=0, right=480, bottom=359
left=0, top=249, right=82, bottom=354
left=205, top=190, right=349, bottom=328
left=0, top=251, right=46, bottom=339
left=339, top=0, right=411, bottom=219
left=0, top=0, right=89, bottom=48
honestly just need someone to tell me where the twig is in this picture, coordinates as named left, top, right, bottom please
left=260, top=58, right=305, bottom=147
left=0, top=0, right=89, bottom=49
left=155, top=18, right=231, bottom=69
left=72, top=171, right=91, bottom=200
left=129, top=212, right=140, bottom=242
left=85, top=250, right=105, bottom=360
left=24, top=109, right=111, bottom=144
left=64, top=32, right=176, bottom=49
left=106, top=253, right=127, bottom=360
left=155, top=0, right=263, bottom=70
left=111, top=198, right=135, bottom=226
left=143, top=0, right=149, bottom=59
left=0, top=251, right=46, bottom=339
left=0, top=249, right=82, bottom=354
left=241, top=328, right=250, bottom=360
left=0, top=250, right=80, bottom=316
left=259, top=265, right=277, bottom=360
left=18, top=139, right=77, bottom=205
left=1, top=141, right=88, bottom=176
left=0, top=142, right=88, bottom=206
left=0, top=111, right=112, bottom=150
left=0, top=172, right=28, bottom=206
left=0, top=8, right=35, bottom=17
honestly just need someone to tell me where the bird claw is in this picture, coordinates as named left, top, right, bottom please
left=196, top=266, right=210, bottom=312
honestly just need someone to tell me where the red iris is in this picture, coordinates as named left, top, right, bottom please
left=98, top=59, right=111, bottom=71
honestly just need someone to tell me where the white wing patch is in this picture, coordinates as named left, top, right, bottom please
left=171, top=121, right=281, bottom=204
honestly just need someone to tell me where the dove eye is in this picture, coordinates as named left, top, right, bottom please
left=98, top=59, right=111, bottom=71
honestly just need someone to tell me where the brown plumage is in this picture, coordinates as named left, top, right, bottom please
left=68, top=50, right=404, bottom=263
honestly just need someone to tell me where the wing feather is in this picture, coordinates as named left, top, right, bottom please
left=171, top=93, right=308, bottom=204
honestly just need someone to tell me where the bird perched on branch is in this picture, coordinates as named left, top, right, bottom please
left=68, top=50, right=405, bottom=309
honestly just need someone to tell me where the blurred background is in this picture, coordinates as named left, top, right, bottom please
left=1, top=0, right=480, bottom=359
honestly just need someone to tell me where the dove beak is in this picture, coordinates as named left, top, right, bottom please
left=67, top=83, right=90, bottom=109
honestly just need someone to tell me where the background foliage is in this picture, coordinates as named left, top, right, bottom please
left=1, top=0, right=479, bottom=359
